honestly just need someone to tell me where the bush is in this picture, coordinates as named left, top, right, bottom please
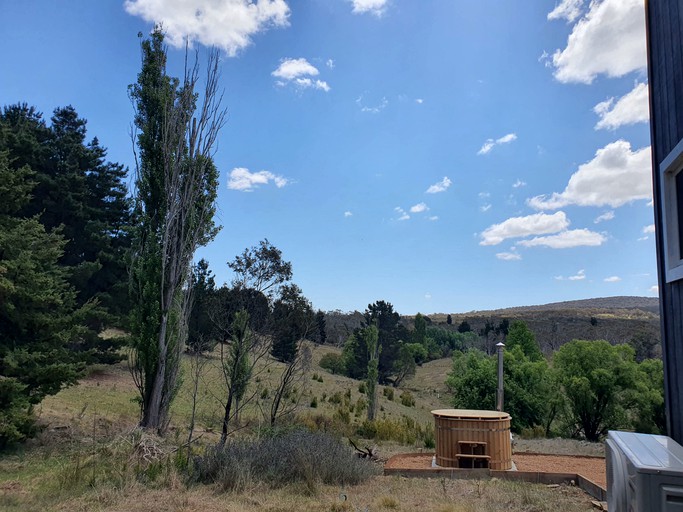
left=192, top=430, right=379, bottom=491
left=310, top=396, right=318, bottom=408
left=400, top=391, right=415, bottom=407
left=356, top=416, right=430, bottom=445
left=0, top=378, right=37, bottom=449
left=383, top=387, right=394, bottom=401
left=319, top=353, right=345, bottom=375
left=358, top=382, right=367, bottom=394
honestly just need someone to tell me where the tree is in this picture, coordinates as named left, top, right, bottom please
left=364, top=325, right=380, bottom=421
left=457, top=320, right=471, bottom=333
left=342, top=300, right=409, bottom=384
left=217, top=310, right=253, bottom=445
left=228, top=239, right=292, bottom=299
left=129, top=29, right=224, bottom=433
left=0, top=152, right=84, bottom=446
left=271, top=284, right=315, bottom=363
left=315, top=310, right=327, bottom=344
left=553, top=340, right=639, bottom=441
left=446, top=314, right=452, bottom=325
left=413, top=313, right=426, bottom=345
left=506, top=320, right=543, bottom=361
left=187, top=259, right=217, bottom=353
left=0, top=104, right=132, bottom=321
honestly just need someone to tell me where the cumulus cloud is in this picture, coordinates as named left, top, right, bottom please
left=410, top=202, right=429, bottom=214
left=326, top=58, right=335, bottom=69
left=556, top=269, right=586, bottom=281
left=513, top=179, right=526, bottom=188
left=548, top=0, right=585, bottom=23
left=477, top=133, right=517, bottom=155
left=272, top=58, right=330, bottom=91
left=415, top=98, right=424, bottom=104
left=549, top=0, right=646, bottom=84
left=517, top=229, right=606, bottom=249
left=643, top=224, right=655, bottom=234
left=527, top=140, right=652, bottom=210
left=228, top=167, right=288, bottom=191
left=350, top=0, right=388, bottom=16
left=124, top=0, right=290, bottom=56
left=594, top=82, right=649, bottom=130
left=496, top=252, right=522, bottom=261
left=428, top=215, right=439, bottom=221
left=426, top=177, right=452, bottom=194
left=344, top=211, right=353, bottom=217
left=394, top=207, right=409, bottom=221
left=480, top=204, right=492, bottom=213
left=480, top=211, right=570, bottom=246
left=594, top=211, right=615, bottom=224
left=604, top=276, right=622, bottom=282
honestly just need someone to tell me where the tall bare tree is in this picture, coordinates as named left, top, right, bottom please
left=128, top=28, right=225, bottom=433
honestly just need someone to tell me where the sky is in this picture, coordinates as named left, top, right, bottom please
left=1, top=0, right=657, bottom=315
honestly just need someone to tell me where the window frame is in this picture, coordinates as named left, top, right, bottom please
left=660, top=138, right=683, bottom=282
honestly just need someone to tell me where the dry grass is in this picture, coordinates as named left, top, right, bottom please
left=0, top=342, right=602, bottom=511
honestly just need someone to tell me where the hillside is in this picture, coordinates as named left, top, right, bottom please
left=326, top=296, right=661, bottom=355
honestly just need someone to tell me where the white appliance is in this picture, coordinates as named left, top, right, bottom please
left=606, top=430, right=683, bottom=511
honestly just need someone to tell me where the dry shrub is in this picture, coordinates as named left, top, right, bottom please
left=192, top=429, right=380, bottom=492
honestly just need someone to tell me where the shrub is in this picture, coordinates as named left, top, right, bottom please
left=192, top=430, right=379, bottom=491
left=383, top=387, right=394, bottom=401
left=358, top=382, right=367, bottom=394
left=400, top=391, right=415, bottom=407
left=319, top=353, right=345, bottom=375
left=310, top=396, right=318, bottom=408
left=329, top=391, right=343, bottom=404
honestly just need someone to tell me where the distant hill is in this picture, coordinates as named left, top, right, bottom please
left=324, top=296, right=661, bottom=356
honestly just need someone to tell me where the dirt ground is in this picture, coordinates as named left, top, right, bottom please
left=385, top=452, right=606, bottom=488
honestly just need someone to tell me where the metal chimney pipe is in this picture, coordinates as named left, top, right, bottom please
left=496, top=342, right=505, bottom=412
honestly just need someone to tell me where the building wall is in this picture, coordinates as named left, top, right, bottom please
left=646, top=0, right=683, bottom=444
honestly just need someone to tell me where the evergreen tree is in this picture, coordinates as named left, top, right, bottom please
left=413, top=313, right=426, bottom=345
left=506, top=320, right=543, bottom=361
left=0, top=152, right=84, bottom=446
left=446, top=314, right=452, bottom=325
left=271, top=285, right=314, bottom=363
left=457, top=320, right=471, bottom=333
left=187, top=259, right=217, bottom=353
left=315, top=310, right=327, bottom=344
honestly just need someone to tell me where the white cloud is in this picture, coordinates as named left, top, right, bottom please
left=415, top=98, right=424, bottom=104
left=344, top=211, right=353, bottom=217
left=424, top=292, right=432, bottom=300
left=326, top=58, right=335, bottom=69
left=394, top=207, right=409, bottom=221
left=228, top=167, right=288, bottom=191
left=604, top=276, right=622, bottom=282
left=513, top=179, right=526, bottom=188
left=124, top=0, right=290, bottom=56
left=556, top=269, right=586, bottom=281
left=594, top=210, right=615, bottom=224
left=350, top=0, right=388, bottom=16
left=357, top=96, right=388, bottom=113
left=480, top=211, right=570, bottom=246
left=594, top=82, right=649, bottom=130
left=643, top=224, right=655, bottom=234
left=410, top=202, right=429, bottom=214
left=650, top=285, right=659, bottom=294
left=527, top=140, right=652, bottom=210
left=517, top=229, right=606, bottom=249
left=550, top=0, right=646, bottom=84
left=428, top=215, right=439, bottom=221
left=477, top=133, right=518, bottom=155
left=479, top=192, right=491, bottom=199
left=548, top=0, right=585, bottom=23
left=496, top=252, right=522, bottom=261
left=480, top=204, right=492, bottom=213
left=569, top=269, right=586, bottom=280
left=272, top=58, right=330, bottom=91
left=426, top=177, right=452, bottom=194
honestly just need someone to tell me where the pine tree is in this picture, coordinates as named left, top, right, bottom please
left=0, top=151, right=84, bottom=446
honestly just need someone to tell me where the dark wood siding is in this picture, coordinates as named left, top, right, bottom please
left=646, top=0, right=683, bottom=444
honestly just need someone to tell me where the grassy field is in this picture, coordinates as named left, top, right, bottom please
left=0, top=344, right=602, bottom=511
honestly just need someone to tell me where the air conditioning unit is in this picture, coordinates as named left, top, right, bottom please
left=606, top=431, right=683, bottom=511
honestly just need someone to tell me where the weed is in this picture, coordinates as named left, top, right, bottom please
left=400, top=391, right=415, bottom=407
left=378, top=496, right=399, bottom=509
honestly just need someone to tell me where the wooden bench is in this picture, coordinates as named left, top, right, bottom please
left=455, top=453, right=491, bottom=469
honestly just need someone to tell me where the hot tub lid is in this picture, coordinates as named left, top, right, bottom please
left=431, top=409, right=510, bottom=420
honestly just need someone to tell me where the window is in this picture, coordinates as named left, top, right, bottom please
left=660, top=138, right=683, bottom=282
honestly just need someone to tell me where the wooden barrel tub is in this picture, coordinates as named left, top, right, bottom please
left=431, top=409, right=512, bottom=470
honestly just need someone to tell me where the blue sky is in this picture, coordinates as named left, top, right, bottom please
left=1, top=0, right=657, bottom=314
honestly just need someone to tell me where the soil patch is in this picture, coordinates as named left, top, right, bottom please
left=385, top=452, right=606, bottom=488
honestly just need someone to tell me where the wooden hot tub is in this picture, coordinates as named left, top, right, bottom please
left=431, top=409, right=512, bottom=470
